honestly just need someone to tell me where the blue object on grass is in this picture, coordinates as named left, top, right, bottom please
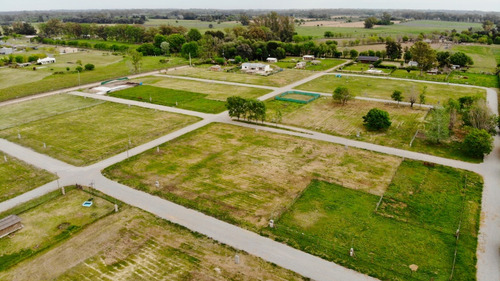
left=82, top=201, right=93, bottom=207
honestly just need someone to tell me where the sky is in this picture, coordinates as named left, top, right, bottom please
left=1, top=0, right=499, bottom=12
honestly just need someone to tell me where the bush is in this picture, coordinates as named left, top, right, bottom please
left=75, top=66, right=83, bottom=72
left=362, top=108, right=392, bottom=131
left=84, top=63, right=95, bottom=71
left=462, top=128, right=493, bottom=158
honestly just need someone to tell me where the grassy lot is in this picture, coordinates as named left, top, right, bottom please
left=0, top=55, right=188, bottom=102
left=267, top=160, right=482, bottom=281
left=109, top=85, right=227, bottom=113
left=0, top=207, right=305, bottom=281
left=390, top=70, right=499, bottom=88
left=436, top=44, right=500, bottom=74
left=0, top=68, right=51, bottom=90
left=296, top=75, right=486, bottom=104
left=267, top=97, right=428, bottom=148
left=167, top=66, right=314, bottom=87
left=0, top=99, right=200, bottom=166
left=0, top=155, right=56, bottom=202
left=104, top=123, right=401, bottom=229
left=342, top=63, right=392, bottom=74
left=0, top=94, right=103, bottom=130
left=274, top=58, right=346, bottom=71
left=297, top=20, right=481, bottom=38
left=0, top=188, right=114, bottom=272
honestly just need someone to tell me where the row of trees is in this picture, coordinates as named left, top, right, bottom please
left=226, top=97, right=267, bottom=123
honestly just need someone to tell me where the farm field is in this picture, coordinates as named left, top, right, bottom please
left=0, top=155, right=56, bottom=202
left=295, top=74, right=486, bottom=104
left=112, top=76, right=271, bottom=113
left=267, top=160, right=482, bottom=281
left=167, top=65, right=314, bottom=87
left=143, top=19, right=242, bottom=32
left=266, top=97, right=428, bottom=149
left=0, top=187, right=115, bottom=272
left=0, top=206, right=305, bottom=281
left=274, top=58, right=346, bottom=71
left=0, top=96, right=200, bottom=166
left=103, top=123, right=402, bottom=229
left=435, top=44, right=500, bottom=74
left=0, top=53, right=189, bottom=102
left=296, top=20, right=482, bottom=38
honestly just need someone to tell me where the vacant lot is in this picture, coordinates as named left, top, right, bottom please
left=274, top=58, right=346, bottom=71
left=1, top=207, right=304, bottom=281
left=435, top=44, right=500, bottom=74
left=0, top=68, right=51, bottom=90
left=0, top=100, right=200, bottom=166
left=104, top=123, right=401, bottom=229
left=167, top=66, right=314, bottom=87
left=296, top=75, right=486, bottom=104
left=0, top=155, right=56, bottom=202
left=390, top=69, right=499, bottom=88
left=0, top=188, right=114, bottom=272
left=267, top=97, right=428, bottom=149
left=342, top=63, right=392, bottom=74
left=268, top=160, right=482, bottom=281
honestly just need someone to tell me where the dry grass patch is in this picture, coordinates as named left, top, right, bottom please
left=104, top=123, right=401, bottom=229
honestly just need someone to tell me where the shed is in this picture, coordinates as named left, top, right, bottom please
left=358, top=56, right=379, bottom=63
left=37, top=57, right=56, bottom=64
left=266, top=57, right=278, bottom=63
left=0, top=215, right=23, bottom=238
left=427, top=68, right=439, bottom=75
left=408, top=61, right=418, bottom=67
left=296, top=61, right=307, bottom=69
left=451, top=65, right=461, bottom=70
left=303, top=55, right=315, bottom=61
left=0, top=47, right=13, bottom=55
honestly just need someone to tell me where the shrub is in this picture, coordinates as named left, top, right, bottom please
left=362, top=108, right=392, bottom=131
left=75, top=66, right=83, bottom=72
left=84, top=63, right=95, bottom=71
left=462, top=128, right=493, bottom=158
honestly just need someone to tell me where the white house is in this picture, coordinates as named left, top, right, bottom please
left=266, top=57, right=278, bottom=63
left=37, top=57, right=56, bottom=64
left=451, top=65, right=461, bottom=70
left=303, top=55, right=315, bottom=61
left=241, top=63, right=271, bottom=73
left=0, top=47, right=13, bottom=55
left=408, top=61, right=418, bottom=67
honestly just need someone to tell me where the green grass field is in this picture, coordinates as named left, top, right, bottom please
left=296, top=20, right=482, bottom=38
left=342, top=63, right=392, bottom=74
left=142, top=19, right=241, bottom=32
left=274, top=58, right=346, bottom=71
left=0, top=188, right=114, bottom=272
left=435, top=44, right=500, bottom=74
left=167, top=66, right=314, bottom=87
left=267, top=160, right=482, bottom=281
left=390, top=70, right=499, bottom=88
left=0, top=155, right=57, bottom=202
left=296, top=75, right=486, bottom=104
left=103, top=123, right=401, bottom=229
left=0, top=97, right=200, bottom=166
left=0, top=55, right=189, bottom=102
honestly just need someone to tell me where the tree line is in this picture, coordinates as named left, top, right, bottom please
left=226, top=97, right=266, bottom=123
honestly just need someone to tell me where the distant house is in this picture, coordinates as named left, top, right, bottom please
left=37, top=57, right=56, bottom=64
left=209, top=65, right=222, bottom=72
left=241, top=63, right=271, bottom=73
left=0, top=215, right=23, bottom=239
left=0, top=47, right=13, bottom=55
left=266, top=57, right=278, bottom=63
left=427, top=68, right=439, bottom=75
left=296, top=61, right=307, bottom=69
left=408, top=61, right=419, bottom=67
left=58, top=47, right=78, bottom=54
left=451, top=65, right=461, bottom=70
left=303, top=55, right=315, bottom=61
left=357, top=56, right=379, bottom=63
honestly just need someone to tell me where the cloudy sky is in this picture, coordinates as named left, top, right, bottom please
left=1, top=0, right=499, bottom=12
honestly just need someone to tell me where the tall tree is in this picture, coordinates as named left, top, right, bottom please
left=410, top=41, right=436, bottom=75
left=450, top=52, right=474, bottom=67
left=385, top=40, right=402, bottom=60
left=129, top=49, right=143, bottom=74
left=391, top=90, right=403, bottom=105
left=187, top=28, right=202, bottom=42
left=364, top=17, right=377, bottom=29
left=333, top=86, right=354, bottom=105
left=426, top=107, right=450, bottom=144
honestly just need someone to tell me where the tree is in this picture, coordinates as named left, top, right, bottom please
left=226, top=96, right=247, bottom=120
left=363, top=108, right=391, bottom=131
left=403, top=47, right=412, bottom=63
left=450, top=52, right=474, bottom=67
left=482, top=20, right=495, bottom=32
left=380, top=12, right=392, bottom=25
left=153, top=34, right=167, bottom=48
left=426, top=107, right=450, bottom=144
left=342, top=49, right=349, bottom=58
left=463, top=99, right=497, bottom=134
left=12, top=22, right=36, bottom=35
left=333, top=86, right=354, bottom=106
left=385, top=40, right=402, bottom=60
left=446, top=98, right=460, bottom=130
left=129, top=49, right=143, bottom=73
left=75, top=66, right=83, bottom=72
left=84, top=63, right=95, bottom=71
left=240, top=14, right=251, bottom=26
left=436, top=51, right=451, bottom=67
left=160, top=41, right=170, bottom=55
left=408, top=92, right=417, bottom=108
left=364, top=17, right=377, bottom=29
left=350, top=49, right=359, bottom=59
left=167, top=34, right=186, bottom=53
left=463, top=128, right=493, bottom=158
left=181, top=42, right=200, bottom=59
left=391, top=90, right=403, bottom=105
left=187, top=28, right=202, bottom=42
left=410, top=41, right=436, bottom=75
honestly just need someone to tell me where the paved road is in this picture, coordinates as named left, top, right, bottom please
left=0, top=63, right=498, bottom=281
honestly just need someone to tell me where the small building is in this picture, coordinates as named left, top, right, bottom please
left=209, top=65, right=222, bottom=72
left=266, top=57, right=278, bottom=63
left=17, top=62, right=32, bottom=67
left=0, top=47, right=13, bottom=55
left=241, top=63, right=271, bottom=73
left=357, top=56, right=379, bottom=63
left=408, top=61, right=419, bottom=67
left=427, top=68, right=439, bottom=75
left=303, top=55, right=315, bottom=61
left=37, top=57, right=56, bottom=64
left=0, top=215, right=23, bottom=239
left=296, top=61, right=307, bottom=69
left=451, top=65, right=461, bottom=70
left=58, top=47, right=78, bottom=54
